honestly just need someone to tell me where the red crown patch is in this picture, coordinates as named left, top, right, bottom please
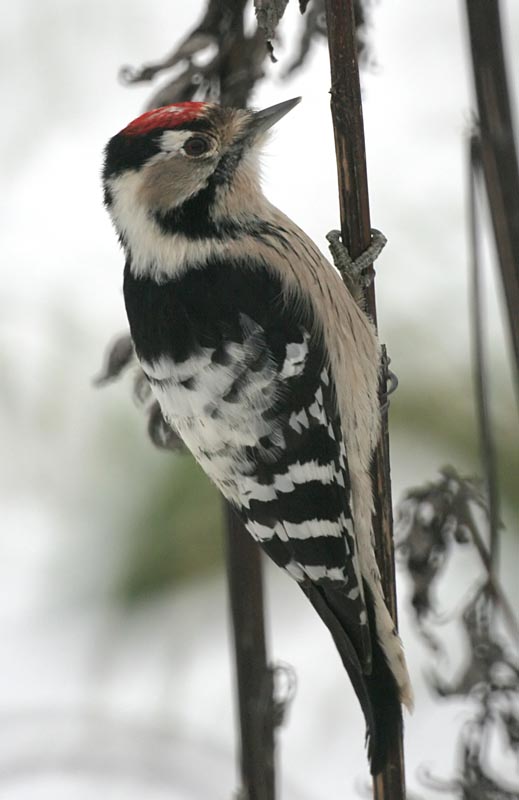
left=122, top=102, right=207, bottom=136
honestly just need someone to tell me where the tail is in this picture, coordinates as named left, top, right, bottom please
left=301, top=580, right=408, bottom=775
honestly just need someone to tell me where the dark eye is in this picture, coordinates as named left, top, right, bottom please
left=183, top=136, right=210, bottom=157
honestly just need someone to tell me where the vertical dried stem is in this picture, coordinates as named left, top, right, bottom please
left=225, top=507, right=276, bottom=800
left=217, top=8, right=276, bottom=799
left=468, top=134, right=501, bottom=584
left=113, top=1, right=275, bottom=790
left=464, top=0, right=519, bottom=396
left=323, top=0, right=406, bottom=796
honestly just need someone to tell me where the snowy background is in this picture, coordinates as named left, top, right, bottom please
left=1, top=1, right=518, bottom=797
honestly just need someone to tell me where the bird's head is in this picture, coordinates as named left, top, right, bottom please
left=103, top=98, right=301, bottom=245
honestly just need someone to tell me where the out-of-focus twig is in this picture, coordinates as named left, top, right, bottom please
left=468, top=132, right=501, bottom=584
left=254, top=0, right=290, bottom=51
left=463, top=504, right=519, bottom=641
left=121, top=0, right=267, bottom=112
left=92, top=333, right=134, bottom=387
left=397, top=468, right=519, bottom=797
left=225, top=508, right=275, bottom=800
left=397, top=467, right=519, bottom=642
left=284, top=0, right=369, bottom=76
left=465, top=0, right=519, bottom=395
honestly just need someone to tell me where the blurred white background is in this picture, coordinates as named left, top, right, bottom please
left=1, top=1, right=518, bottom=797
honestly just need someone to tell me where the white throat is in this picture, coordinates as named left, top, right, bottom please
left=108, top=151, right=272, bottom=281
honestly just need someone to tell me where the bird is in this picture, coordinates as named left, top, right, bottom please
left=102, top=97, right=412, bottom=774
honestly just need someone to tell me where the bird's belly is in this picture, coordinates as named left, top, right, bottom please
left=171, top=405, right=273, bottom=506
left=141, top=349, right=281, bottom=501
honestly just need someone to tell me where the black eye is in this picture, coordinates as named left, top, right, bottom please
left=183, top=136, right=210, bottom=157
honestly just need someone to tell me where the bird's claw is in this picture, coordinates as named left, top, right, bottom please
left=326, top=228, right=387, bottom=299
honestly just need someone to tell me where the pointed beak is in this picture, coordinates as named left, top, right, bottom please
left=250, top=97, right=302, bottom=137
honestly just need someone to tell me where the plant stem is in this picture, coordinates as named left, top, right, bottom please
left=323, top=0, right=406, bottom=796
left=225, top=506, right=276, bottom=800
left=465, top=0, right=519, bottom=397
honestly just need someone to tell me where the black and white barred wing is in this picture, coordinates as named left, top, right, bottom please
left=235, top=327, right=370, bottom=644
left=130, top=262, right=373, bottom=672
left=215, top=307, right=384, bottom=758
left=126, top=260, right=396, bottom=770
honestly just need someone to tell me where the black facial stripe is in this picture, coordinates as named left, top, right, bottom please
left=153, top=205, right=288, bottom=240
left=104, top=125, right=251, bottom=240
left=150, top=142, right=249, bottom=239
left=153, top=185, right=216, bottom=239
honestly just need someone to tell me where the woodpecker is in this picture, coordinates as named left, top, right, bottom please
left=102, top=98, right=412, bottom=773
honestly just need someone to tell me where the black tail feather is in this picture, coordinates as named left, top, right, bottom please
left=301, top=581, right=402, bottom=775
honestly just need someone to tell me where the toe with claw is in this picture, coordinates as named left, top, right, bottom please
left=326, top=228, right=387, bottom=303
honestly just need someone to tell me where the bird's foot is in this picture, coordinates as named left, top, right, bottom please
left=326, top=228, right=387, bottom=300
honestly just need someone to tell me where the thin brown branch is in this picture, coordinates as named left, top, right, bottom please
left=225, top=508, right=276, bottom=800
left=217, top=11, right=277, bottom=798
left=323, top=0, right=406, bottom=796
left=468, top=133, right=501, bottom=579
left=116, top=5, right=277, bottom=796
left=465, top=0, right=519, bottom=394
left=465, top=503, right=519, bottom=642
